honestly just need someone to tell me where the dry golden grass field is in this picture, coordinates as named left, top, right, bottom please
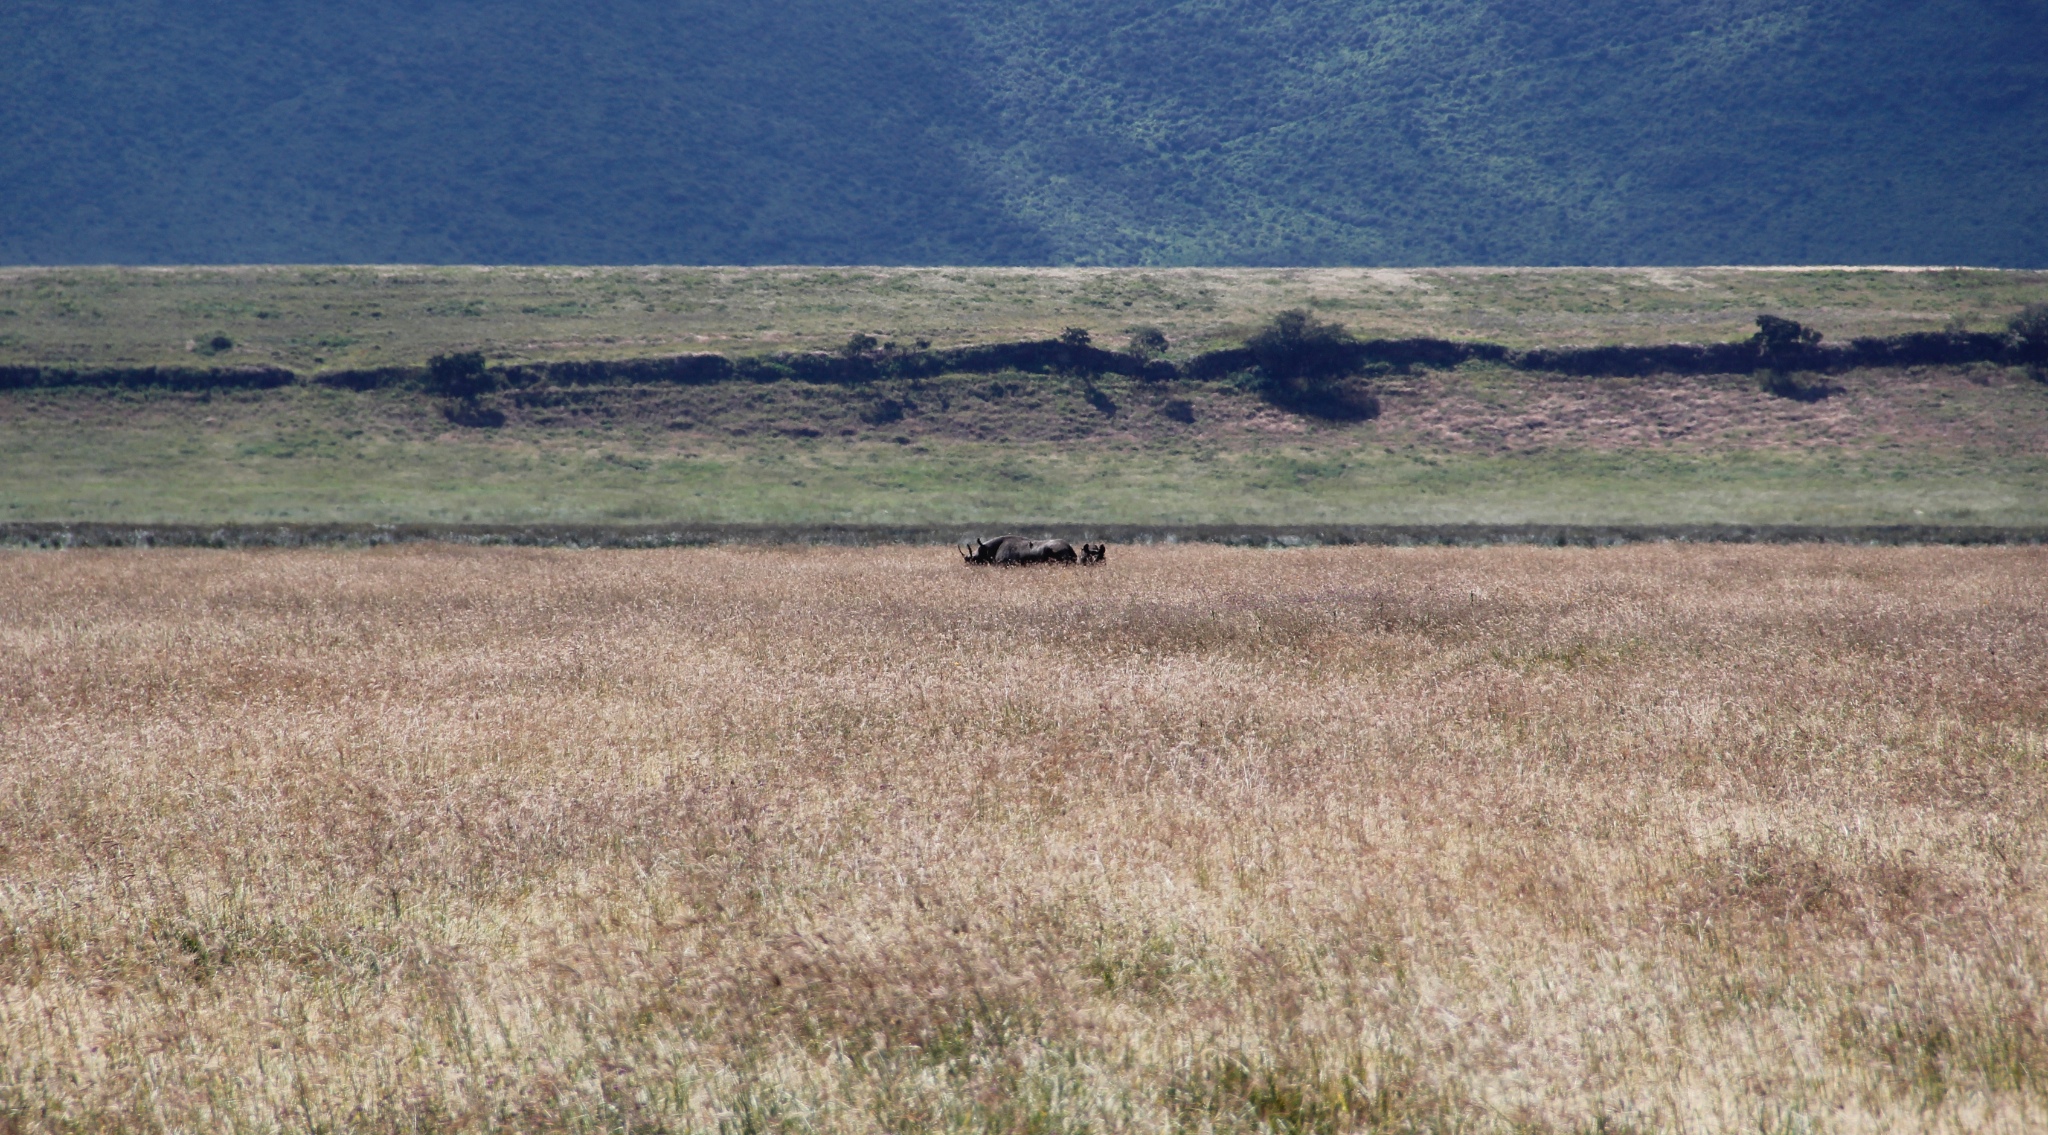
left=2, top=544, right=2044, bottom=1134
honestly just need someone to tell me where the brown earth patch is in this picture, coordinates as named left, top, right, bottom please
left=6, top=363, right=2043, bottom=460
left=1372, top=364, right=2047, bottom=455
left=483, top=364, right=2046, bottom=456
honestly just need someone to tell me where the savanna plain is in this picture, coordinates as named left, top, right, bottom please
left=3, top=542, right=2043, bottom=1134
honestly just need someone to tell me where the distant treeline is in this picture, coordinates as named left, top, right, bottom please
left=4, top=317, right=2045, bottom=395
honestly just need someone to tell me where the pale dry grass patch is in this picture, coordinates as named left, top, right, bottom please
left=1, top=543, right=2044, bottom=1133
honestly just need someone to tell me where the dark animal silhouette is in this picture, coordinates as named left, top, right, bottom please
left=960, top=535, right=1078, bottom=565
left=1080, top=543, right=1106, bottom=565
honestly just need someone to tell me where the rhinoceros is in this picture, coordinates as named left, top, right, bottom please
left=960, top=535, right=1078, bottom=565
left=1080, top=543, right=1106, bottom=565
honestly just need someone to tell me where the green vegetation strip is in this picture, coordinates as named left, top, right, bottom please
left=5, top=311, right=2044, bottom=394
left=8, top=522, right=2044, bottom=551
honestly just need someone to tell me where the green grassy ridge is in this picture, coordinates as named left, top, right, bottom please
left=6, top=380, right=2044, bottom=528
left=4, top=266, right=2045, bottom=372
left=5, top=2, right=2044, bottom=266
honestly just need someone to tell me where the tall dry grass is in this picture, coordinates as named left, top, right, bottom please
left=0, top=544, right=2043, bottom=1134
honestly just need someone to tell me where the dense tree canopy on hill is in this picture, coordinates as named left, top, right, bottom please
left=3, top=1, right=2043, bottom=266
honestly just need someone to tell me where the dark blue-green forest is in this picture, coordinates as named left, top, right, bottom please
left=5, top=1, right=2044, bottom=266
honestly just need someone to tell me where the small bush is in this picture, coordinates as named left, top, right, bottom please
left=1279, top=382, right=1381, bottom=421
left=2009, top=304, right=2048, bottom=364
left=1246, top=309, right=1356, bottom=384
left=1243, top=310, right=1376, bottom=419
left=840, top=332, right=880, bottom=358
left=861, top=397, right=907, bottom=425
left=1751, top=315, right=1832, bottom=400
left=1759, top=371, right=1838, bottom=402
left=1125, top=326, right=1168, bottom=358
left=1752, top=314, right=1822, bottom=369
left=440, top=397, right=506, bottom=428
left=426, top=351, right=493, bottom=397
left=1059, top=327, right=1092, bottom=347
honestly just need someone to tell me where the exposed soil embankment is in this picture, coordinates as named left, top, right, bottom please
left=10, top=361, right=2037, bottom=459
left=424, top=364, right=2042, bottom=458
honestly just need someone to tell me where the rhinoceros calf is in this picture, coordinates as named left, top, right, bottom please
left=960, top=535, right=1079, bottom=565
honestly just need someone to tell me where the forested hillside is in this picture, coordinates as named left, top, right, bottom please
left=4, top=0, right=2044, bottom=267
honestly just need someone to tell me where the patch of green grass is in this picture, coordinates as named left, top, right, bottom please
left=5, top=385, right=2045, bottom=526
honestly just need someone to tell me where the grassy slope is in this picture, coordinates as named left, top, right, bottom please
left=5, top=366, right=2043, bottom=528
left=0, top=0, right=1038, bottom=267
left=953, top=0, right=2048, bottom=266
left=4, top=265, right=2046, bottom=372
left=4, top=266, right=2044, bottom=528
left=5, top=2, right=2045, bottom=266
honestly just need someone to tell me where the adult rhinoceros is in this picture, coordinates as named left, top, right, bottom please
left=960, top=535, right=1078, bottom=565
